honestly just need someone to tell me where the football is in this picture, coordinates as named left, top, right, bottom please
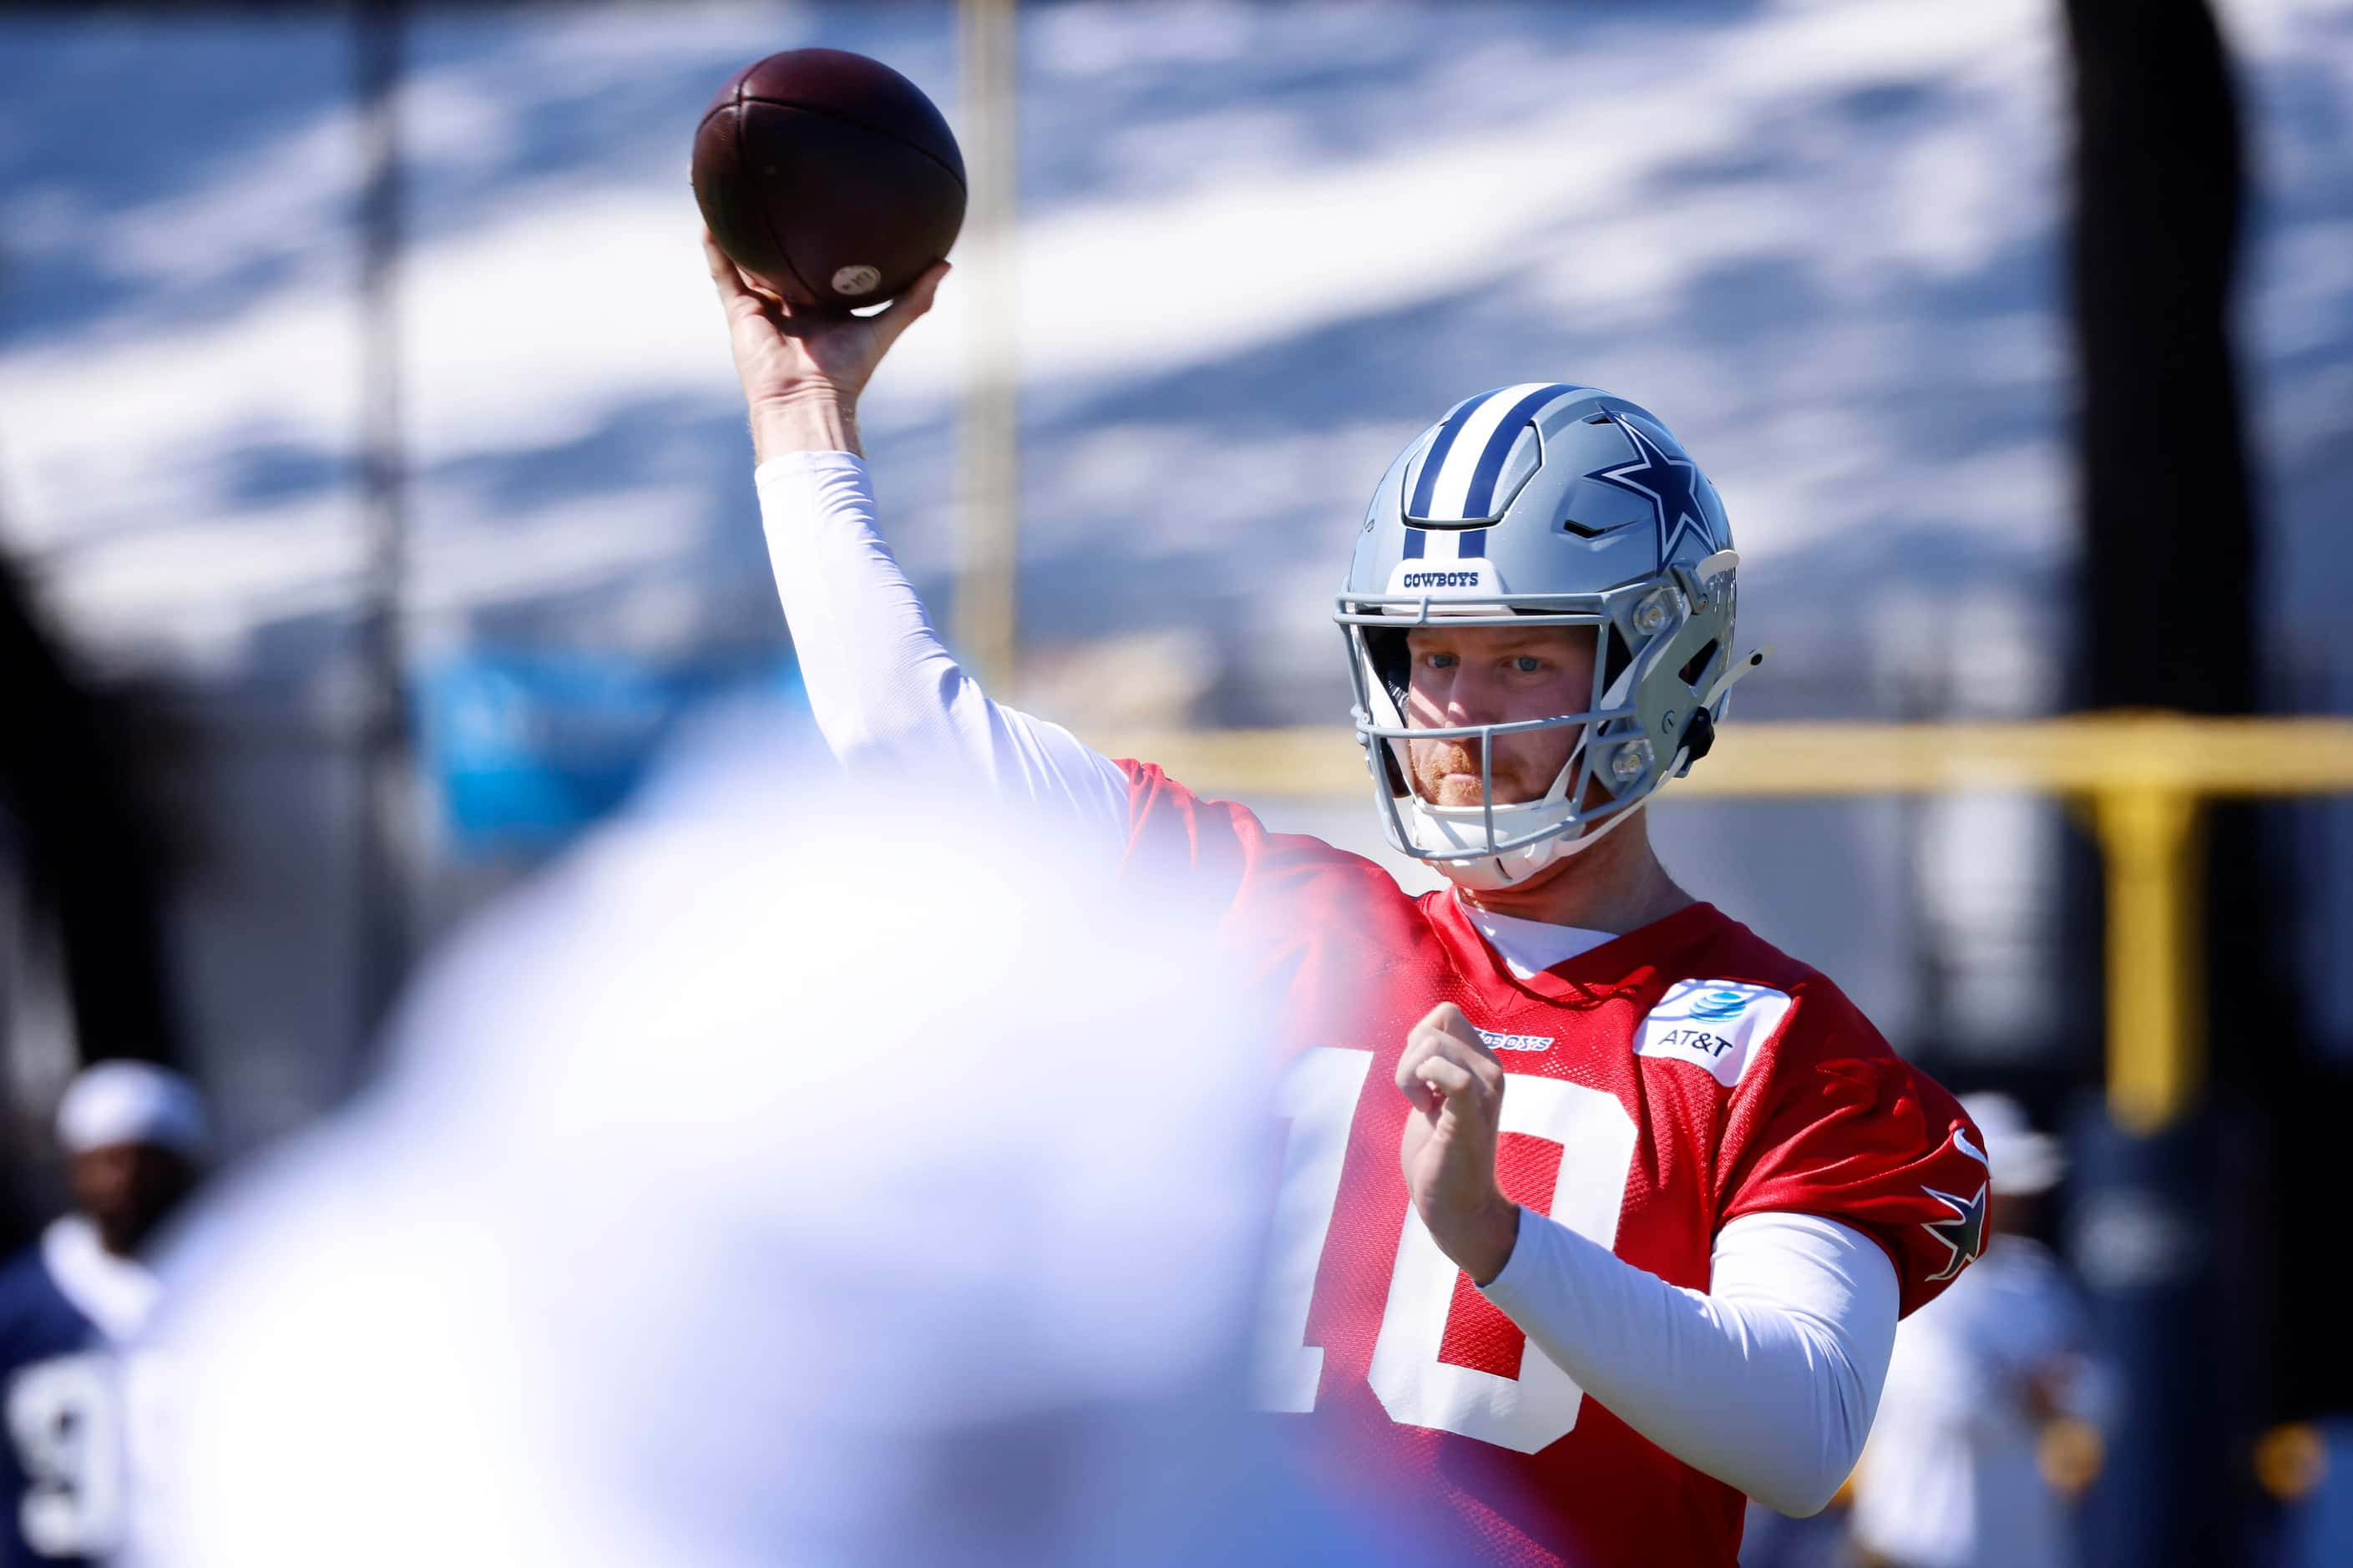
left=691, top=48, right=966, bottom=312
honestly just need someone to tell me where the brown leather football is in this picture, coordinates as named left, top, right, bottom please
left=692, top=48, right=966, bottom=311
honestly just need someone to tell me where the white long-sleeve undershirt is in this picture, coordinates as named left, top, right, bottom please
left=756, top=451, right=1133, bottom=857
left=755, top=448, right=1899, bottom=1515
left=1483, top=1208, right=1896, bottom=1516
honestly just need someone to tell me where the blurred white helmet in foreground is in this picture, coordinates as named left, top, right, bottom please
left=139, top=718, right=1378, bottom=1568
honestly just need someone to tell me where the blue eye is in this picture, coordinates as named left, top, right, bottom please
left=1514, top=656, right=1546, bottom=673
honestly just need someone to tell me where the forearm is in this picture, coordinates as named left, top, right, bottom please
left=1478, top=1211, right=1896, bottom=1516
left=755, top=452, right=1131, bottom=848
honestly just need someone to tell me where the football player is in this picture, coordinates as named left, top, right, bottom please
left=706, top=241, right=1988, bottom=1567
left=0, top=1062, right=206, bottom=1567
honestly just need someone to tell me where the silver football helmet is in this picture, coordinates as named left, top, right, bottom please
left=1337, top=382, right=1763, bottom=891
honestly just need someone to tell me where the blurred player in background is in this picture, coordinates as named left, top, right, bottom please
left=1849, top=1094, right=2109, bottom=1568
left=0, top=1062, right=206, bottom=1567
left=134, top=717, right=1390, bottom=1568
left=711, top=240, right=1986, bottom=1567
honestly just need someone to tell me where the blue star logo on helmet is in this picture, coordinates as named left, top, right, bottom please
left=1583, top=416, right=1717, bottom=566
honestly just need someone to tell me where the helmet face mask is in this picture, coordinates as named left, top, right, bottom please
left=1336, top=384, right=1754, bottom=892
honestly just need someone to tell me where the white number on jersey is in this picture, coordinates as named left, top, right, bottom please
left=1254, top=1050, right=1640, bottom=1453
left=7, top=1352, right=124, bottom=1556
left=1369, top=1078, right=1637, bottom=1451
left=1253, top=1045, right=1374, bottom=1412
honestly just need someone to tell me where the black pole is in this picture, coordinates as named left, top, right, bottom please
left=2062, top=0, right=2280, bottom=1559
left=2067, top=0, right=2254, bottom=716
left=2066, top=1106, right=2233, bottom=1567
left=0, top=552, right=182, bottom=1075
left=1, top=539, right=187, bottom=1252
left=352, top=0, right=412, bottom=1060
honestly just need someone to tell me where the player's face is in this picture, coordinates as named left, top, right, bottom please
left=68, top=1142, right=199, bottom=1255
left=1403, top=625, right=1597, bottom=807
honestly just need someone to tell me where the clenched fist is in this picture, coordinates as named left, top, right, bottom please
left=1396, top=1002, right=1521, bottom=1285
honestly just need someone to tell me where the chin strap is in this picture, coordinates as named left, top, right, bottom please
left=1666, top=645, right=1771, bottom=781
left=1702, top=644, right=1769, bottom=711
left=1435, top=794, right=1653, bottom=892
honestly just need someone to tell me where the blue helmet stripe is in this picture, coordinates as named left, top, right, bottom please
left=1458, top=528, right=1488, bottom=559
left=1407, top=395, right=1490, bottom=518
left=1457, top=382, right=1584, bottom=518
left=1401, top=527, right=1426, bottom=560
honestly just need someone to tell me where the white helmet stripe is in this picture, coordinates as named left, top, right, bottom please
left=1423, top=382, right=1551, bottom=520
left=1417, top=382, right=1581, bottom=521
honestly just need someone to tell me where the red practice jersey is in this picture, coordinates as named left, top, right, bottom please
left=1117, top=762, right=1986, bottom=1567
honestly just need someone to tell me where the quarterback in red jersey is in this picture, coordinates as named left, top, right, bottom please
left=706, top=242, right=1986, bottom=1566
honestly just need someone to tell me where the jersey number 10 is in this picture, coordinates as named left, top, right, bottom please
left=1254, top=1046, right=1639, bottom=1454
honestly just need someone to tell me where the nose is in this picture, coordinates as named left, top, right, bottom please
left=1441, top=665, right=1512, bottom=727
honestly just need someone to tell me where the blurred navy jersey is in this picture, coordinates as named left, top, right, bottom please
left=0, top=1226, right=139, bottom=1566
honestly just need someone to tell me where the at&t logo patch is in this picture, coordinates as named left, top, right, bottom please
left=1632, top=979, right=1793, bottom=1087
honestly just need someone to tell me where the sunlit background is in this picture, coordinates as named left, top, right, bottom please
left=2, top=3, right=2349, bottom=1565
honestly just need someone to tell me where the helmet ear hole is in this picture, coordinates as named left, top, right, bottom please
left=1602, top=624, right=1635, bottom=690
left=1677, top=639, right=1719, bottom=690
left=1377, top=735, right=1412, bottom=796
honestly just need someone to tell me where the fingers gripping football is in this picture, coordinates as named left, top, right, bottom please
left=1395, top=1004, right=1521, bottom=1285
left=701, top=227, right=948, bottom=459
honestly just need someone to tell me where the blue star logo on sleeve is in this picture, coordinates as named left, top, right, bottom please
left=1920, top=1182, right=1989, bottom=1282
left=1584, top=417, right=1717, bottom=565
